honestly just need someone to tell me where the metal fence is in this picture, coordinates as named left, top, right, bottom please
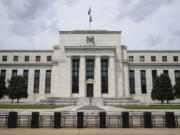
left=0, top=112, right=180, bottom=128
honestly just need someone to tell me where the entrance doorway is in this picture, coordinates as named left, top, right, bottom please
left=87, top=84, right=93, bottom=97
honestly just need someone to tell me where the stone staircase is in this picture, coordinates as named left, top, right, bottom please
left=40, top=97, right=144, bottom=106
left=103, top=97, right=145, bottom=105
left=39, top=97, right=77, bottom=105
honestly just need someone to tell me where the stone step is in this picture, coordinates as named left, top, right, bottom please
left=40, top=97, right=144, bottom=106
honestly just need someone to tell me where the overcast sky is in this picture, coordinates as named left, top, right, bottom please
left=0, top=0, right=180, bottom=50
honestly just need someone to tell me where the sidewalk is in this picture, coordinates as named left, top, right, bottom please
left=0, top=128, right=180, bottom=135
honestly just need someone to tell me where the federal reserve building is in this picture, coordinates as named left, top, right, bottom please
left=0, top=30, right=180, bottom=104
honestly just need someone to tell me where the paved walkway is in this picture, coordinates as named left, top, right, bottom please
left=1, top=105, right=180, bottom=115
left=77, top=105, right=103, bottom=110
left=0, top=128, right=180, bottom=135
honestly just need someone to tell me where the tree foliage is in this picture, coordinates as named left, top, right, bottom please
left=174, top=76, right=180, bottom=98
left=7, top=76, right=28, bottom=103
left=151, top=74, right=174, bottom=103
left=0, top=75, right=7, bottom=99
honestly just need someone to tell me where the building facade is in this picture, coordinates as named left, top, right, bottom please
left=0, top=30, right=180, bottom=103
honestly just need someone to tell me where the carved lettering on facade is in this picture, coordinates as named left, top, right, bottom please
left=86, top=36, right=95, bottom=46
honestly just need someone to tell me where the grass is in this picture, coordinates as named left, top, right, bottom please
left=0, top=104, right=66, bottom=109
left=114, top=105, right=180, bottom=109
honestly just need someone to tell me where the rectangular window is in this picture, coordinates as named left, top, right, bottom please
left=140, top=56, right=145, bottom=62
left=141, top=70, right=147, bottom=93
left=45, top=70, right=51, bottom=93
left=174, top=56, right=178, bottom=62
left=36, top=56, right=41, bottom=62
left=23, top=70, right=29, bottom=85
left=47, top=56, right=52, bottom=61
left=12, top=70, right=17, bottom=77
left=0, top=70, right=6, bottom=81
left=175, top=70, right=180, bottom=83
left=101, top=59, right=108, bottom=93
left=151, top=56, right=156, bottom=62
left=72, top=59, right=79, bottom=93
left=2, top=56, right=7, bottom=61
left=162, top=56, right=167, bottom=62
left=86, top=59, right=94, bottom=80
left=152, top=70, right=157, bottom=88
left=129, top=70, right=135, bottom=94
left=163, top=70, right=169, bottom=76
left=24, top=56, right=29, bottom=61
left=129, top=56, right=133, bottom=62
left=34, top=70, right=40, bottom=93
left=14, top=56, right=18, bottom=61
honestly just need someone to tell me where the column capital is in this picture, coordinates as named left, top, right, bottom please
left=96, top=56, right=101, bottom=58
left=80, top=55, right=85, bottom=58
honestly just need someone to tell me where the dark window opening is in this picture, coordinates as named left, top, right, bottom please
left=47, top=56, right=52, bottom=61
left=141, top=70, right=147, bottom=94
left=14, top=56, right=18, bottom=61
left=129, top=70, right=135, bottom=94
left=152, top=70, right=157, bottom=88
left=23, top=70, right=29, bottom=85
left=36, top=56, right=41, bottom=62
left=140, top=56, right=145, bottom=62
left=101, top=59, right=108, bottom=93
left=174, top=56, right=178, bottom=62
left=34, top=70, right=40, bottom=93
left=162, top=56, right=167, bottom=62
left=129, top=56, right=133, bottom=62
left=45, top=70, right=51, bottom=93
left=163, top=70, right=169, bottom=76
left=86, top=59, right=94, bottom=80
left=2, top=56, right=7, bottom=61
left=175, top=70, right=180, bottom=83
left=72, top=59, right=79, bottom=93
left=0, top=70, right=6, bottom=81
left=151, top=56, right=156, bottom=62
left=12, top=70, right=17, bottom=78
left=25, top=56, right=29, bottom=61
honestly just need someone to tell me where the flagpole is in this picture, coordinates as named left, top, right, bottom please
left=88, top=5, right=92, bottom=30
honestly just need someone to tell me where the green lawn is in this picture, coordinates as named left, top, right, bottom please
left=0, top=104, right=66, bottom=109
left=114, top=105, right=180, bottom=109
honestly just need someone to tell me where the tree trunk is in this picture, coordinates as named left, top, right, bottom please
left=17, top=99, right=19, bottom=103
left=11, top=98, right=13, bottom=103
left=161, top=100, right=164, bottom=104
left=167, top=100, right=169, bottom=104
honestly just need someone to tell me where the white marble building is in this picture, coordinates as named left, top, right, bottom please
left=0, top=30, right=180, bottom=104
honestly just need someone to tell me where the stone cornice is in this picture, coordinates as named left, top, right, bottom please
left=59, top=30, right=121, bottom=34
left=0, top=50, right=53, bottom=53
left=129, top=63, right=180, bottom=66
left=64, top=46, right=116, bottom=50
left=127, top=50, right=180, bottom=53
left=0, top=62, right=53, bottom=67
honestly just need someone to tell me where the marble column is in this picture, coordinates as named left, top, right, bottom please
left=66, top=56, right=72, bottom=97
left=169, top=69, right=175, bottom=86
left=146, top=69, right=153, bottom=96
left=94, top=56, right=101, bottom=97
left=79, top=56, right=86, bottom=97
left=28, top=69, right=34, bottom=101
left=39, top=69, right=45, bottom=95
left=135, top=69, right=141, bottom=96
left=123, top=64, right=130, bottom=97
left=108, top=56, right=115, bottom=97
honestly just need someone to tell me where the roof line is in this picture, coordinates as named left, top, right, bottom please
left=0, top=50, right=53, bottom=52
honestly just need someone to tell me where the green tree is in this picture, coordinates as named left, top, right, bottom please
left=0, top=75, right=7, bottom=99
left=174, top=76, right=180, bottom=98
left=151, top=74, right=174, bottom=104
left=8, top=76, right=28, bottom=103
